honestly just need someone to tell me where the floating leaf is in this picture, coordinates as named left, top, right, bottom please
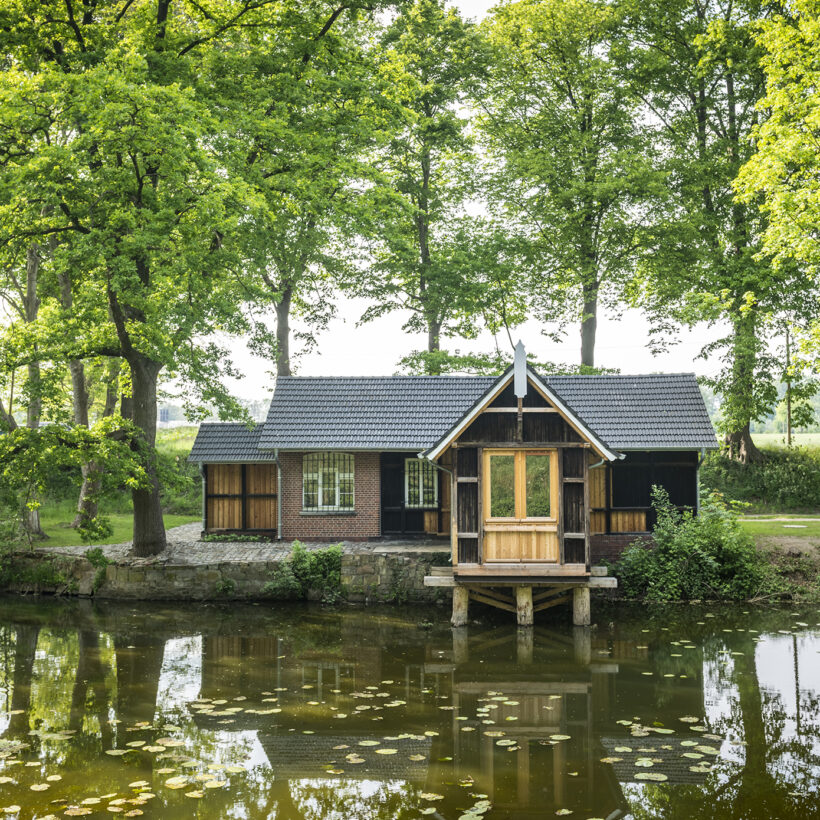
left=375, top=749, right=397, bottom=755
left=184, top=791, right=203, bottom=799
left=420, top=793, right=444, bottom=801
left=30, top=784, right=49, bottom=791
left=635, top=772, right=668, bottom=781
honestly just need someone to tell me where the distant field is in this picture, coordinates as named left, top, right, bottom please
left=752, top=432, right=820, bottom=448
left=157, top=425, right=199, bottom=455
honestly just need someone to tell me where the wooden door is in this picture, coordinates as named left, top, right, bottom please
left=482, top=449, right=559, bottom=562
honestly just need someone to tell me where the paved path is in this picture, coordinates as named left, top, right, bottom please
left=37, top=523, right=449, bottom=566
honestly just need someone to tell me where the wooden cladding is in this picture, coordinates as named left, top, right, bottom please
left=205, top=464, right=277, bottom=532
left=589, top=450, right=697, bottom=535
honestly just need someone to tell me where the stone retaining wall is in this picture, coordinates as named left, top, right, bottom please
left=2, top=549, right=451, bottom=604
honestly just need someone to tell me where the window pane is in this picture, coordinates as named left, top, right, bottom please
left=422, top=466, right=436, bottom=506
left=489, top=454, right=515, bottom=518
left=526, top=454, right=551, bottom=517
left=339, top=476, right=354, bottom=509
left=303, top=477, right=319, bottom=510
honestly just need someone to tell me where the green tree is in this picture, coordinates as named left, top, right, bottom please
left=216, top=2, right=383, bottom=376
left=625, top=0, right=818, bottom=462
left=350, top=0, right=490, bottom=373
left=0, top=1, right=371, bottom=554
left=474, top=0, right=656, bottom=368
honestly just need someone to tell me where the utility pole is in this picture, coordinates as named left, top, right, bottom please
left=786, top=327, right=792, bottom=447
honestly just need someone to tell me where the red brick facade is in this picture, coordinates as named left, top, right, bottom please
left=590, top=533, right=652, bottom=563
left=279, top=452, right=381, bottom=541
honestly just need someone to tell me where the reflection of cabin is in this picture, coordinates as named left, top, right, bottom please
left=189, top=344, right=716, bottom=624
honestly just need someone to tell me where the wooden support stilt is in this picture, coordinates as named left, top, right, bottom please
left=453, top=625, right=469, bottom=664
left=573, top=625, right=592, bottom=665
left=517, top=626, right=533, bottom=664
left=516, top=585, right=533, bottom=627
left=573, top=586, right=591, bottom=627
left=452, top=585, right=469, bottom=627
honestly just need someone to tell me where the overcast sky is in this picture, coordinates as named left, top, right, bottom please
left=210, top=0, right=726, bottom=403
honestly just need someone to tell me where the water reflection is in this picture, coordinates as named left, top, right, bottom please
left=0, top=599, right=815, bottom=818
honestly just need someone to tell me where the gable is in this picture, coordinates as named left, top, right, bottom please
left=423, top=369, right=618, bottom=461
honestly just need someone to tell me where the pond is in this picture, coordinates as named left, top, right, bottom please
left=0, top=598, right=816, bottom=819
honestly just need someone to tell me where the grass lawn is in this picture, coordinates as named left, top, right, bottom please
left=739, top=518, right=820, bottom=539
left=36, top=502, right=199, bottom=548
left=752, top=432, right=820, bottom=448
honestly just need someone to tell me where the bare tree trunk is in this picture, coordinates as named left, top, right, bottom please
left=275, top=287, right=293, bottom=377
left=580, top=277, right=598, bottom=368
left=426, top=319, right=442, bottom=374
left=128, top=354, right=166, bottom=556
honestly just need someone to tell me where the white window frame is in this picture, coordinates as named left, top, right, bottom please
left=404, top=458, right=438, bottom=509
left=302, top=454, right=355, bottom=512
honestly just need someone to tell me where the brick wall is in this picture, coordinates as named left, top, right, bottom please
left=280, top=452, right=381, bottom=540
left=590, top=533, right=653, bottom=564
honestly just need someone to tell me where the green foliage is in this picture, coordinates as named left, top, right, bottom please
left=263, top=541, right=343, bottom=603
left=700, top=448, right=820, bottom=511
left=398, top=349, right=621, bottom=376
left=475, top=0, right=659, bottom=366
left=615, top=486, right=775, bottom=602
left=202, top=533, right=265, bottom=543
left=85, top=547, right=111, bottom=593
left=214, top=577, right=237, bottom=596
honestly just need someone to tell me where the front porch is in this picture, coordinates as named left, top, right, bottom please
left=423, top=565, right=617, bottom=627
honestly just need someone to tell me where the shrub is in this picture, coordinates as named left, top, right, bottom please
left=615, top=486, right=776, bottom=602
left=263, top=541, right=343, bottom=603
left=700, top=447, right=820, bottom=511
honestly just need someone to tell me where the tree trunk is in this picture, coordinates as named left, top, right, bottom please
left=72, top=360, right=120, bottom=530
left=725, top=424, right=763, bottom=465
left=580, top=277, right=598, bottom=368
left=23, top=244, right=46, bottom=540
left=275, top=287, right=293, bottom=377
left=129, top=355, right=166, bottom=556
left=426, top=319, right=442, bottom=374
left=6, top=625, right=39, bottom=736
left=725, top=310, right=764, bottom=464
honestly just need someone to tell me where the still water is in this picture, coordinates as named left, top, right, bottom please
left=0, top=597, right=816, bottom=819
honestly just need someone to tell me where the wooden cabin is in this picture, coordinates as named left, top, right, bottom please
left=189, top=344, right=717, bottom=624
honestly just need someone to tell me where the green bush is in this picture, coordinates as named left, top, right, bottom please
left=700, top=447, right=820, bottom=511
left=263, top=541, right=343, bottom=603
left=615, top=486, right=776, bottom=602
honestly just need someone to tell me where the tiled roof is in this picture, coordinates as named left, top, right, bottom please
left=189, top=372, right=717, bottom=461
left=542, top=374, right=718, bottom=450
left=188, top=423, right=277, bottom=463
left=258, top=376, right=497, bottom=451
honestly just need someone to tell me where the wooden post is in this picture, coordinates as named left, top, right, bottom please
left=517, top=626, right=533, bottom=664
left=453, top=624, right=469, bottom=663
left=573, top=586, right=591, bottom=627
left=452, top=585, right=469, bottom=627
left=573, top=625, right=592, bottom=665
left=516, top=586, right=533, bottom=627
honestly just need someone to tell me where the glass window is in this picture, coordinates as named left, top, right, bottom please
left=488, top=454, right=516, bottom=518
left=525, top=453, right=551, bottom=517
left=302, top=454, right=354, bottom=511
left=405, top=459, right=438, bottom=508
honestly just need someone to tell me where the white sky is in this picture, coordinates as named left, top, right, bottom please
left=209, top=0, right=727, bottom=403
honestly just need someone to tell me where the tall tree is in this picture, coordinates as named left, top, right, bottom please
left=736, top=0, right=820, bottom=362
left=217, top=7, right=380, bottom=377
left=625, top=0, right=817, bottom=462
left=474, top=0, right=656, bottom=367
left=0, top=1, right=370, bottom=554
left=349, top=0, right=488, bottom=373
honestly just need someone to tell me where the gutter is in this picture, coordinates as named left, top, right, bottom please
left=199, top=463, right=206, bottom=533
